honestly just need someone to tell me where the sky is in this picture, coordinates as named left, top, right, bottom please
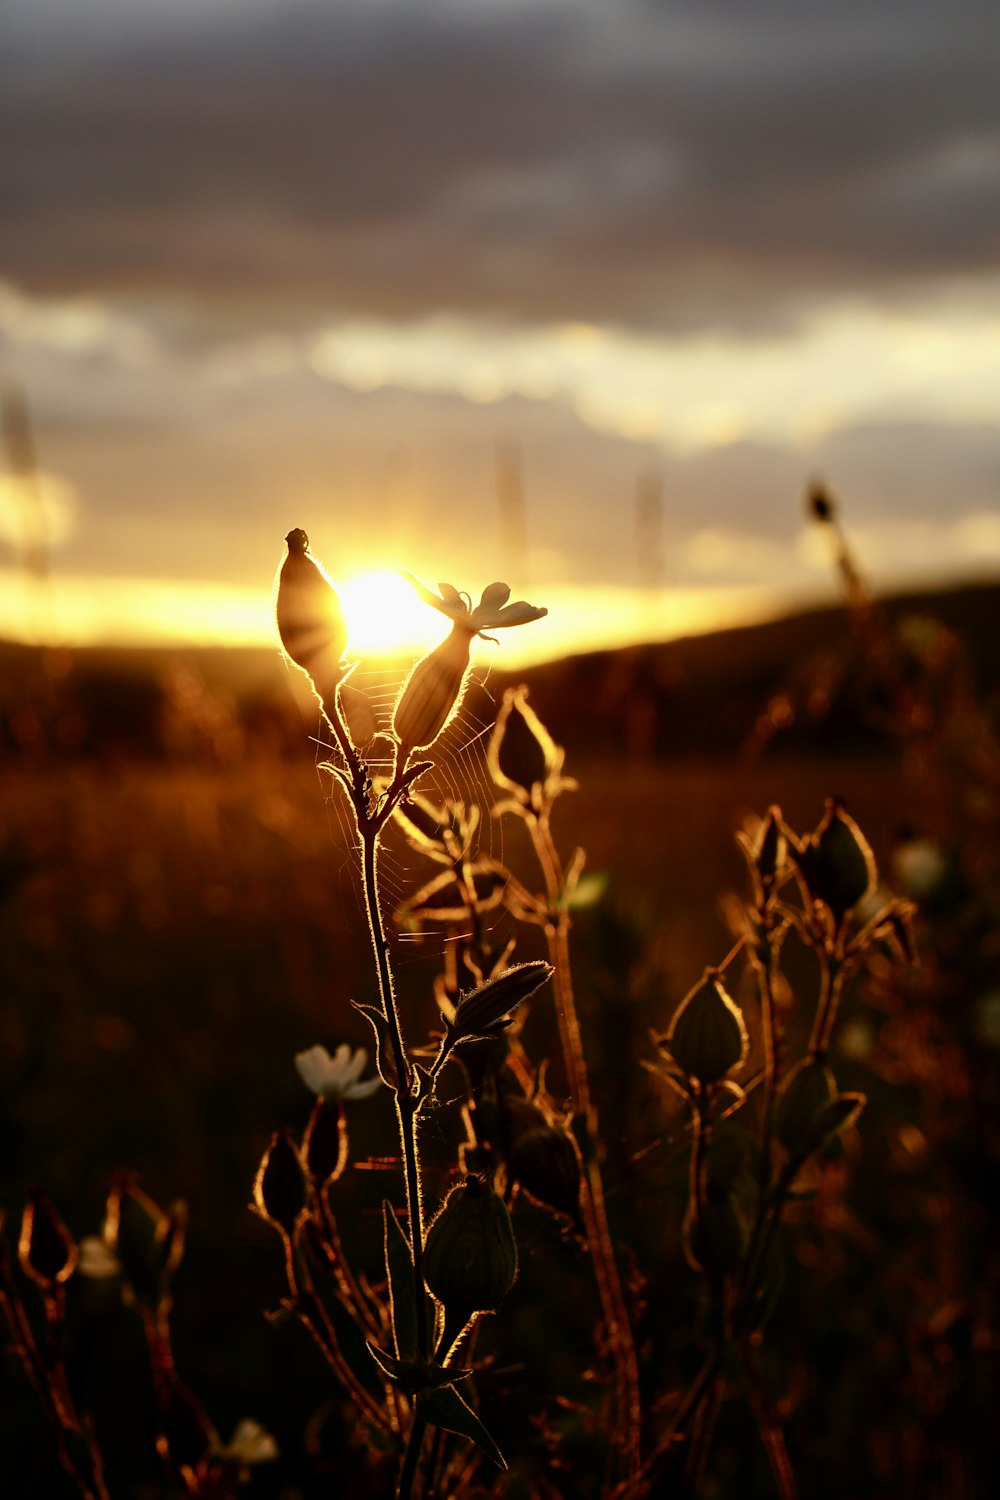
left=1, top=0, right=1000, bottom=663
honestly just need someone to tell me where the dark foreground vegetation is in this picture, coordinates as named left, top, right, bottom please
left=1, top=562, right=998, bottom=1498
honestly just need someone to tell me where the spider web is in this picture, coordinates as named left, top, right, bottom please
left=310, top=651, right=516, bottom=966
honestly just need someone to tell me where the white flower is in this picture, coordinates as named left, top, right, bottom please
left=77, top=1233, right=122, bottom=1279
left=218, top=1418, right=279, bottom=1465
left=402, top=575, right=547, bottom=636
left=294, top=1043, right=382, bottom=1101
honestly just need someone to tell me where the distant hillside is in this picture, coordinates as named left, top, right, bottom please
left=1, top=580, right=998, bottom=761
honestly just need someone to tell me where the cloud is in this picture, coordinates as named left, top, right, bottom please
left=3, top=2, right=1000, bottom=331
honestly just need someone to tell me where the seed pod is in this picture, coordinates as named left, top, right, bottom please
left=663, top=972, right=748, bottom=1086
left=423, top=1177, right=518, bottom=1315
left=18, top=1191, right=77, bottom=1288
left=253, top=1131, right=307, bottom=1238
left=796, top=799, right=876, bottom=924
left=275, top=529, right=348, bottom=699
left=508, top=1121, right=583, bottom=1229
left=393, top=624, right=473, bottom=756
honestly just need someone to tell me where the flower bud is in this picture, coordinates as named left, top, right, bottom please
left=796, top=800, right=876, bottom=924
left=302, top=1099, right=348, bottom=1186
left=253, top=1131, right=307, bottom=1238
left=807, top=483, right=835, bottom=524
left=447, top=961, right=553, bottom=1046
left=104, top=1175, right=173, bottom=1305
left=775, top=1059, right=864, bottom=1159
left=393, top=625, right=473, bottom=755
left=488, top=688, right=561, bottom=809
left=508, top=1121, right=583, bottom=1229
left=423, top=1177, right=518, bottom=1315
left=663, top=972, right=748, bottom=1086
left=275, top=529, right=349, bottom=699
left=18, top=1191, right=77, bottom=1289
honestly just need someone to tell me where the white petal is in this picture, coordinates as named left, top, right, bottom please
left=493, top=601, right=548, bottom=627
left=344, top=1073, right=382, bottom=1100
left=295, top=1045, right=332, bottom=1095
left=478, top=581, right=511, bottom=611
left=224, top=1418, right=279, bottom=1465
left=340, top=1047, right=366, bottom=1086
left=78, top=1236, right=121, bottom=1279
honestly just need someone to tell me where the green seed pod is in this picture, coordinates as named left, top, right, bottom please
left=508, top=1122, right=583, bottom=1229
left=393, top=624, right=473, bottom=755
left=275, top=529, right=349, bottom=699
left=663, top=972, right=748, bottom=1086
left=423, top=1177, right=518, bottom=1315
left=797, top=799, right=876, bottom=923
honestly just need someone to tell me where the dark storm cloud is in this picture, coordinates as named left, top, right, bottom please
left=3, top=1, right=1000, bottom=331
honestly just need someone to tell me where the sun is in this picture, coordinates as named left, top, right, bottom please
left=337, top=569, right=441, bottom=658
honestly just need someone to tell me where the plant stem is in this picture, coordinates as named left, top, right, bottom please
left=531, top=810, right=642, bottom=1476
left=360, top=826, right=428, bottom=1358
left=397, top=1413, right=428, bottom=1500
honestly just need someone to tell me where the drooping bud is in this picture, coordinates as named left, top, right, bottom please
left=253, top=1131, right=307, bottom=1238
left=18, top=1191, right=78, bottom=1289
left=446, top=962, right=553, bottom=1047
left=275, top=529, right=349, bottom=699
left=393, top=624, right=473, bottom=756
left=488, top=687, right=566, bottom=810
left=662, top=971, right=749, bottom=1087
left=795, top=799, right=876, bottom=924
left=508, top=1120, right=583, bottom=1230
left=422, top=1177, right=518, bottom=1316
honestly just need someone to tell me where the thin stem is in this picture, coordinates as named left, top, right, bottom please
left=397, top=1414, right=428, bottom=1500
left=360, top=825, right=428, bottom=1361
left=743, top=1351, right=799, bottom=1500
left=806, top=952, right=843, bottom=1065
left=529, top=810, right=642, bottom=1477
left=285, top=1238, right=391, bottom=1434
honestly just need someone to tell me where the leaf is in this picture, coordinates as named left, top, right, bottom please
left=351, top=1001, right=397, bottom=1089
left=383, top=1202, right=419, bottom=1362
left=366, top=1342, right=419, bottom=1389
left=417, top=1383, right=507, bottom=1471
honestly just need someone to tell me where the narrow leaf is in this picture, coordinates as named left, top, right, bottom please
left=383, top=1201, right=419, bottom=1362
left=417, top=1383, right=507, bottom=1471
